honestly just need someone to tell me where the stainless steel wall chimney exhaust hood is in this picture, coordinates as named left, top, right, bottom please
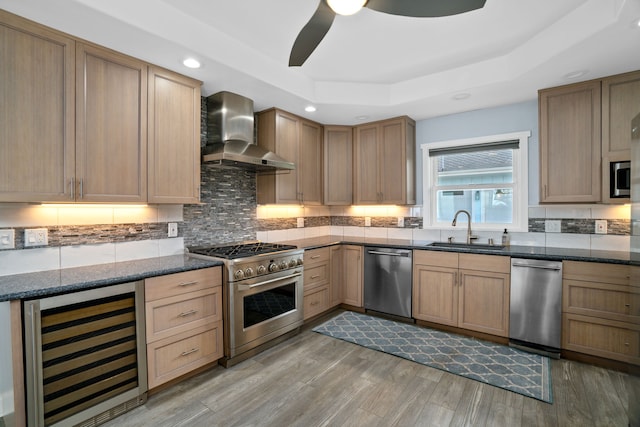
left=202, top=91, right=295, bottom=171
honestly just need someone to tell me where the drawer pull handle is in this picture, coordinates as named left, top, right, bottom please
left=624, top=342, right=630, bottom=347
left=310, top=255, right=321, bottom=259
left=180, top=348, right=200, bottom=357
left=178, top=309, right=198, bottom=317
left=311, top=275, right=321, bottom=279
left=625, top=303, right=631, bottom=307
left=310, top=301, right=320, bottom=306
left=179, top=281, right=198, bottom=287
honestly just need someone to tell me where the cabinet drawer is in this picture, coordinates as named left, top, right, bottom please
left=147, top=322, right=223, bottom=389
left=413, top=250, right=458, bottom=268
left=304, top=287, right=329, bottom=320
left=305, top=247, right=330, bottom=265
left=459, top=253, right=510, bottom=274
left=146, top=287, right=222, bottom=343
left=304, top=263, right=329, bottom=290
left=563, top=280, right=639, bottom=323
left=563, top=261, right=630, bottom=286
left=563, top=314, right=639, bottom=364
left=145, top=267, right=221, bottom=301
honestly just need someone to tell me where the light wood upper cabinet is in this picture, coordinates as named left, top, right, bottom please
left=539, top=80, right=602, bottom=203
left=147, top=66, right=201, bottom=204
left=0, top=11, right=75, bottom=202
left=413, top=250, right=510, bottom=338
left=324, top=126, right=353, bottom=205
left=257, top=109, right=323, bottom=205
left=76, top=43, right=147, bottom=203
left=601, top=70, right=640, bottom=204
left=354, top=116, right=416, bottom=205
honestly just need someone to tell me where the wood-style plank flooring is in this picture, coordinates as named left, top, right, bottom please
left=105, top=313, right=640, bottom=427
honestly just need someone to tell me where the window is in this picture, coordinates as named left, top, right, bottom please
left=422, top=131, right=530, bottom=232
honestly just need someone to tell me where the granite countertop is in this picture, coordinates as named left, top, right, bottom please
left=282, top=235, right=638, bottom=266
left=0, top=255, right=222, bottom=302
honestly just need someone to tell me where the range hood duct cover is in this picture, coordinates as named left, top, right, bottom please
left=203, top=91, right=295, bottom=171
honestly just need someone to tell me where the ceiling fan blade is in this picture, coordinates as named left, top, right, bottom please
left=289, top=1, right=335, bottom=66
left=365, top=0, right=486, bottom=17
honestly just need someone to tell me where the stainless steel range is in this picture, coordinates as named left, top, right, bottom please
left=188, top=242, right=304, bottom=365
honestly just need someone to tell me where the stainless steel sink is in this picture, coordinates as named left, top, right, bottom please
left=426, top=242, right=506, bottom=251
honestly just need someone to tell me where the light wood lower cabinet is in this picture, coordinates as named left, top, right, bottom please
left=413, top=251, right=510, bottom=337
left=303, top=247, right=331, bottom=320
left=341, top=245, right=363, bottom=307
left=562, top=261, right=639, bottom=364
left=145, top=267, right=223, bottom=389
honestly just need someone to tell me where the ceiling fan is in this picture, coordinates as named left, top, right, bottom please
left=289, top=0, right=487, bottom=66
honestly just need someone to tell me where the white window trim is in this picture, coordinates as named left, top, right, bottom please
left=421, top=131, right=530, bottom=232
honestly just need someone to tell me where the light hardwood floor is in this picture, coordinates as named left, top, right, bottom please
left=106, top=312, right=640, bottom=427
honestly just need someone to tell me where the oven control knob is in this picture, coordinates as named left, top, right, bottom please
left=296, top=258, right=303, bottom=266
left=279, top=261, right=288, bottom=270
left=234, top=269, right=245, bottom=280
left=288, top=259, right=297, bottom=268
left=257, top=265, right=266, bottom=275
left=268, top=263, right=279, bottom=272
left=244, top=267, right=254, bottom=278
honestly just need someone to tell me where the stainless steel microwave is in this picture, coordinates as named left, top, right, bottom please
left=610, top=160, right=630, bottom=198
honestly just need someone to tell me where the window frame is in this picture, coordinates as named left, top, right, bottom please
left=421, top=131, right=530, bottom=232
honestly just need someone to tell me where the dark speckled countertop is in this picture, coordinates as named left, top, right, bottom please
left=279, top=235, right=639, bottom=266
left=0, top=255, right=222, bottom=302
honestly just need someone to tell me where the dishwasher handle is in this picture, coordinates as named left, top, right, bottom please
left=367, top=250, right=411, bottom=257
left=511, top=262, right=561, bottom=271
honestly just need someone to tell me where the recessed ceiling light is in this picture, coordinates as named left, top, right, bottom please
left=183, top=58, right=201, bottom=69
left=564, top=70, right=587, bottom=80
left=305, top=105, right=316, bottom=112
left=355, top=115, right=370, bottom=121
left=452, top=93, right=470, bottom=100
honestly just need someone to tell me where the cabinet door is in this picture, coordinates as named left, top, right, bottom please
left=275, top=111, right=299, bottom=203
left=76, top=43, right=147, bottom=202
left=412, top=264, right=459, bottom=326
left=148, top=66, right=201, bottom=204
left=602, top=70, right=640, bottom=157
left=458, top=269, right=510, bottom=337
left=298, top=120, right=323, bottom=205
left=379, top=119, right=407, bottom=204
left=324, top=126, right=353, bottom=205
left=329, top=245, right=343, bottom=307
left=354, top=124, right=380, bottom=204
left=539, top=81, right=601, bottom=203
left=0, top=11, right=75, bottom=202
left=342, top=245, right=363, bottom=307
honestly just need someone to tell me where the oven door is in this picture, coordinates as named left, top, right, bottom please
left=229, top=271, right=303, bottom=357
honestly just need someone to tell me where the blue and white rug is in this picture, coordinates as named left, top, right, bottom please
left=313, top=311, right=552, bottom=403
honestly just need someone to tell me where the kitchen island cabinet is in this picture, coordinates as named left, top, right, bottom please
left=412, top=250, right=510, bottom=338
left=145, top=267, right=223, bottom=389
left=257, top=108, right=323, bottom=205
left=562, top=261, right=639, bottom=365
left=147, top=66, right=201, bottom=204
left=354, top=116, right=416, bottom=205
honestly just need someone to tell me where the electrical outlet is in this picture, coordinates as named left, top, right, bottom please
left=364, top=217, right=371, bottom=227
left=168, top=222, right=178, bottom=238
left=24, top=228, right=48, bottom=247
left=595, top=220, right=607, bottom=234
left=0, top=229, right=15, bottom=249
left=297, top=218, right=304, bottom=228
left=545, top=220, right=561, bottom=233
left=397, top=217, right=405, bottom=228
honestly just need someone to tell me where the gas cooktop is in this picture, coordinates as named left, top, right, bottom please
left=188, top=242, right=298, bottom=260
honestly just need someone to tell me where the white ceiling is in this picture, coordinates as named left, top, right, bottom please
left=2, top=0, right=640, bottom=125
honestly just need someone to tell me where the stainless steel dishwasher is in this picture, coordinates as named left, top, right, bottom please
left=510, top=258, right=563, bottom=357
left=364, top=247, right=412, bottom=318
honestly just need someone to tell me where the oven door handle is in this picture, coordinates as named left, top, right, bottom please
left=237, top=272, right=302, bottom=291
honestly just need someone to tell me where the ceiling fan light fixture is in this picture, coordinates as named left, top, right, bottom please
left=327, top=0, right=367, bottom=16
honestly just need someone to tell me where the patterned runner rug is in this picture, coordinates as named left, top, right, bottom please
left=313, top=311, right=552, bottom=403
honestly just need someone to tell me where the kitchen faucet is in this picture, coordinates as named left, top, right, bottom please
left=452, top=210, right=478, bottom=244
